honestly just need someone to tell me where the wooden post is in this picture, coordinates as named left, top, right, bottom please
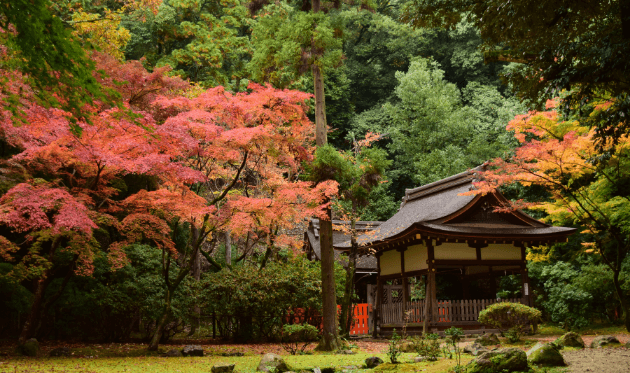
left=422, top=274, right=429, bottom=334
left=374, top=277, right=383, bottom=338
left=521, top=265, right=530, bottom=306
left=427, top=241, right=436, bottom=325
left=400, top=248, right=408, bottom=320
left=402, top=276, right=409, bottom=321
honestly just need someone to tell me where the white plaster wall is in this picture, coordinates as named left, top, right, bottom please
left=405, top=244, right=427, bottom=272
left=380, top=249, right=401, bottom=275
left=434, top=242, right=477, bottom=260
left=481, top=243, right=522, bottom=260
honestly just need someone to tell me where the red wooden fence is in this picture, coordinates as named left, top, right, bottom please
left=286, top=303, right=372, bottom=336
left=346, top=303, right=371, bottom=335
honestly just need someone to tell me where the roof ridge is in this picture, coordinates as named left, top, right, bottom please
left=402, top=165, right=485, bottom=206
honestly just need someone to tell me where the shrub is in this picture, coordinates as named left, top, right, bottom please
left=478, top=302, right=541, bottom=342
left=444, top=327, right=464, bottom=371
left=411, top=333, right=440, bottom=361
left=281, top=323, right=319, bottom=355
left=387, top=329, right=402, bottom=363
left=200, top=257, right=344, bottom=342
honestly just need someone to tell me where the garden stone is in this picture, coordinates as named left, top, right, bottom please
left=19, top=338, right=39, bottom=357
left=413, top=356, right=427, bottom=363
left=527, top=343, right=566, bottom=367
left=181, top=345, right=204, bottom=356
left=49, top=347, right=71, bottom=357
left=466, top=348, right=528, bottom=373
left=554, top=332, right=585, bottom=349
left=337, top=350, right=356, bottom=355
left=257, top=353, right=291, bottom=373
left=221, top=352, right=244, bottom=356
left=590, top=335, right=621, bottom=348
left=625, top=341, right=630, bottom=348
left=212, top=363, right=235, bottom=373
left=312, top=368, right=322, bottom=373
left=165, top=349, right=183, bottom=357
left=474, top=333, right=500, bottom=346
left=365, top=356, right=383, bottom=368
left=463, top=342, right=489, bottom=356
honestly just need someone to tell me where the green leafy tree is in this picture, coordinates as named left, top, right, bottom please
left=123, top=0, right=251, bottom=90
left=384, top=58, right=516, bottom=192
left=0, top=0, right=107, bottom=126
left=403, top=0, right=630, bottom=146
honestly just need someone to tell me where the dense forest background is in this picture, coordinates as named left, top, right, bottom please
left=1, top=0, right=629, bottom=347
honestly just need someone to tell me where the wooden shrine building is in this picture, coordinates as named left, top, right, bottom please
left=334, top=167, right=575, bottom=335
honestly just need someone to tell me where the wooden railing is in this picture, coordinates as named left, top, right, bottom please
left=380, top=298, right=522, bottom=324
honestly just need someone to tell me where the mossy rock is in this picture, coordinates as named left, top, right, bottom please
left=466, top=347, right=528, bottom=373
left=554, top=332, right=585, bottom=349
left=17, top=338, right=39, bottom=357
left=257, top=353, right=292, bottom=373
left=526, top=342, right=566, bottom=367
left=463, top=342, right=489, bottom=356
left=474, top=333, right=500, bottom=346
left=590, top=335, right=621, bottom=349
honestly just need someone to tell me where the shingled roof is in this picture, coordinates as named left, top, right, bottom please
left=334, top=166, right=575, bottom=249
left=305, top=219, right=381, bottom=271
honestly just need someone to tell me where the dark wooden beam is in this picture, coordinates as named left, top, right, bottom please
left=433, top=259, right=524, bottom=266
left=402, top=269, right=429, bottom=277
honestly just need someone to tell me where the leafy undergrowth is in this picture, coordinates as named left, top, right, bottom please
left=0, top=352, right=476, bottom=373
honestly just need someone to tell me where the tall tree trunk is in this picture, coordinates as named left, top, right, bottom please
left=340, top=219, right=358, bottom=337
left=18, top=277, right=50, bottom=345
left=612, top=269, right=630, bottom=332
left=313, top=64, right=327, bottom=147
left=225, top=231, right=232, bottom=267
left=148, top=286, right=173, bottom=350
left=149, top=224, right=205, bottom=351
left=316, top=208, right=341, bottom=350
left=311, top=0, right=338, bottom=351
left=187, top=251, right=201, bottom=337
left=18, top=237, right=60, bottom=346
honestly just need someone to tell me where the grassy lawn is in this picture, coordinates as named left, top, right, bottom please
left=535, top=323, right=629, bottom=337
left=4, top=329, right=607, bottom=373
left=0, top=352, right=476, bottom=373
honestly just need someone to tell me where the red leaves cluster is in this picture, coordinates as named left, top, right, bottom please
left=0, top=45, right=336, bottom=277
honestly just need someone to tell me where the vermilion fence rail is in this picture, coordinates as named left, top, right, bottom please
left=286, top=303, right=372, bottom=335
left=347, top=303, right=370, bottom=335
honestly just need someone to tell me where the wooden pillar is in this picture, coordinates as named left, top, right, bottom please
left=399, top=248, right=408, bottom=318
left=373, top=253, right=382, bottom=338
left=519, top=245, right=531, bottom=306
left=374, top=277, right=383, bottom=337
left=521, top=265, right=530, bottom=306
left=427, top=240, right=436, bottom=324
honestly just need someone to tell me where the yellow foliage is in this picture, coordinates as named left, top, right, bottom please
left=72, top=9, right=131, bottom=61
left=526, top=245, right=551, bottom=262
